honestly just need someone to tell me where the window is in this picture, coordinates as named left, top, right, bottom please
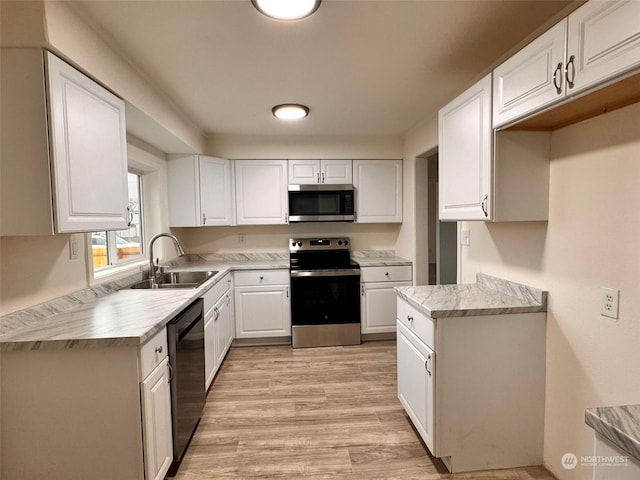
left=92, top=171, right=144, bottom=272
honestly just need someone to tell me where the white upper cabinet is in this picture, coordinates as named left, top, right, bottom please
left=288, top=159, right=352, bottom=184
left=439, top=74, right=493, bottom=221
left=353, top=160, right=402, bottom=223
left=1, top=48, right=129, bottom=235
left=235, top=160, right=288, bottom=225
left=567, top=0, right=640, bottom=95
left=167, top=155, right=234, bottom=227
left=493, top=0, right=640, bottom=128
left=493, top=21, right=567, bottom=128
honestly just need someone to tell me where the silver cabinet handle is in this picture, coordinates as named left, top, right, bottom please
left=321, top=172, right=325, bottom=183
left=285, top=213, right=288, bottom=223
left=407, top=315, right=413, bottom=323
left=214, top=306, right=220, bottom=321
left=481, top=194, right=489, bottom=218
left=565, top=55, right=576, bottom=89
left=425, top=354, right=432, bottom=377
left=317, top=172, right=320, bottom=183
left=361, top=285, right=365, bottom=296
left=155, top=345, right=163, bottom=354
left=226, top=294, right=231, bottom=305
left=259, top=275, right=264, bottom=281
left=552, top=61, right=563, bottom=94
left=286, top=287, right=289, bottom=298
left=202, top=212, right=206, bottom=225
left=167, top=362, right=173, bottom=383
left=385, top=272, right=390, bottom=277
left=127, top=206, right=134, bottom=227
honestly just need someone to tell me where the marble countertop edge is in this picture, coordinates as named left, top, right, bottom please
left=585, top=405, right=640, bottom=462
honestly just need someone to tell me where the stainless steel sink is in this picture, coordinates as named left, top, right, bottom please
left=129, top=270, right=217, bottom=289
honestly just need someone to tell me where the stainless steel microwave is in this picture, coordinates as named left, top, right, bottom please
left=288, top=184, right=355, bottom=222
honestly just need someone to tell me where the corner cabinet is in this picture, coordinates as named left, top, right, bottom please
left=167, top=155, right=235, bottom=227
left=438, top=74, right=492, bottom=221
left=353, top=160, right=403, bottom=223
left=235, top=160, right=288, bottom=225
left=0, top=48, right=129, bottom=235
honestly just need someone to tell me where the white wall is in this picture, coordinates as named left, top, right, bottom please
left=460, top=102, right=640, bottom=479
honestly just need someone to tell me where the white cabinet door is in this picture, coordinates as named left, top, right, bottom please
left=361, top=281, right=411, bottom=334
left=353, top=160, right=402, bottom=223
left=167, top=155, right=233, bottom=227
left=141, top=357, right=173, bottom=480
left=235, top=285, right=291, bottom=338
left=235, top=160, right=288, bottom=225
left=224, top=291, right=234, bottom=351
left=493, top=21, right=567, bottom=128
left=321, top=160, right=352, bottom=184
left=200, top=156, right=234, bottom=226
left=288, top=159, right=352, bottom=184
left=213, top=294, right=228, bottom=371
left=567, top=0, right=640, bottom=96
left=204, top=310, right=215, bottom=389
left=439, top=74, right=492, bottom=221
left=397, top=320, right=435, bottom=454
left=288, top=160, right=321, bottom=184
left=593, top=433, right=640, bottom=480
left=46, top=52, right=129, bottom=233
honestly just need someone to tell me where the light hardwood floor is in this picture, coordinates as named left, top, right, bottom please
left=172, top=341, right=556, bottom=479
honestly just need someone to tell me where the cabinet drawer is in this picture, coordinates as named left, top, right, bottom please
left=397, top=298, right=435, bottom=350
left=140, top=328, right=168, bottom=379
left=202, top=272, right=232, bottom=313
left=361, top=265, right=412, bottom=283
left=234, top=269, right=290, bottom=287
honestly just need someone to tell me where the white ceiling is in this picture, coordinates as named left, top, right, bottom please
left=71, top=0, right=575, bottom=138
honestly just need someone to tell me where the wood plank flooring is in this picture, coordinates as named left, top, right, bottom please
left=171, top=341, right=556, bottom=480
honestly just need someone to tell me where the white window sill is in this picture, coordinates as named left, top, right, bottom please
left=92, top=259, right=148, bottom=284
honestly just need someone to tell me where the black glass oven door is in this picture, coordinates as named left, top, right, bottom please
left=290, top=274, right=360, bottom=326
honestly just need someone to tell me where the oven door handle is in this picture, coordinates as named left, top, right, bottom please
left=290, top=269, right=361, bottom=278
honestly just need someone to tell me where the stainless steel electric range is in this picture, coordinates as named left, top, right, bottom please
left=289, top=237, right=361, bottom=348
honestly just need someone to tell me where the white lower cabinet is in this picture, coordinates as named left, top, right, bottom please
left=397, top=321, right=435, bottom=453
left=360, top=265, right=412, bottom=334
left=396, top=296, right=546, bottom=473
left=234, top=270, right=291, bottom=339
left=141, top=356, right=173, bottom=480
left=203, top=273, right=234, bottom=390
left=1, top=328, right=173, bottom=480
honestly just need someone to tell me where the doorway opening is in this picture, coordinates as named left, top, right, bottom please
left=415, top=149, right=457, bottom=285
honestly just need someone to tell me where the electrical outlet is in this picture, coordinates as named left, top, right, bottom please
left=600, top=287, right=619, bottom=319
left=461, top=229, right=470, bottom=246
left=238, top=233, right=246, bottom=245
left=69, top=236, right=79, bottom=260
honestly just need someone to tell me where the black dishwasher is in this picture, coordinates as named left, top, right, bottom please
left=167, top=298, right=205, bottom=467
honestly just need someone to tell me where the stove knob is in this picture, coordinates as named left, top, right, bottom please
left=338, top=240, right=343, bottom=246
left=344, top=240, right=349, bottom=246
left=291, top=242, right=296, bottom=247
left=297, top=242, right=302, bottom=247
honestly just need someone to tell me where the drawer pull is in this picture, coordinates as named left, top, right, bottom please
left=259, top=276, right=264, bottom=281
left=407, top=315, right=414, bottom=323
left=214, top=307, right=220, bottom=321
left=385, top=272, right=390, bottom=277
left=155, top=345, right=163, bottom=354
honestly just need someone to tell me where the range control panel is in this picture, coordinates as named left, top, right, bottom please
left=289, top=237, right=350, bottom=252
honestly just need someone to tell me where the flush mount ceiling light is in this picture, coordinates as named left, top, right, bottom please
left=252, top=0, right=321, bottom=21
left=272, top=104, right=310, bottom=120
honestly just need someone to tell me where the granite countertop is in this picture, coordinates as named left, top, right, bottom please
left=586, top=405, right=640, bottom=462
left=1, top=250, right=411, bottom=352
left=395, top=273, right=547, bottom=318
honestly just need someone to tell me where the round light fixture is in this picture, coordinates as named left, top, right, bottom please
left=252, top=0, right=321, bottom=21
left=272, top=104, right=309, bottom=120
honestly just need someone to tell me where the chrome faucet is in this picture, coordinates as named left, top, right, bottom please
left=148, top=233, right=186, bottom=278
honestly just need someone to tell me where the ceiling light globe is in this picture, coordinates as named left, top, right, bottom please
left=252, top=0, right=321, bottom=21
left=272, top=104, right=309, bottom=120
